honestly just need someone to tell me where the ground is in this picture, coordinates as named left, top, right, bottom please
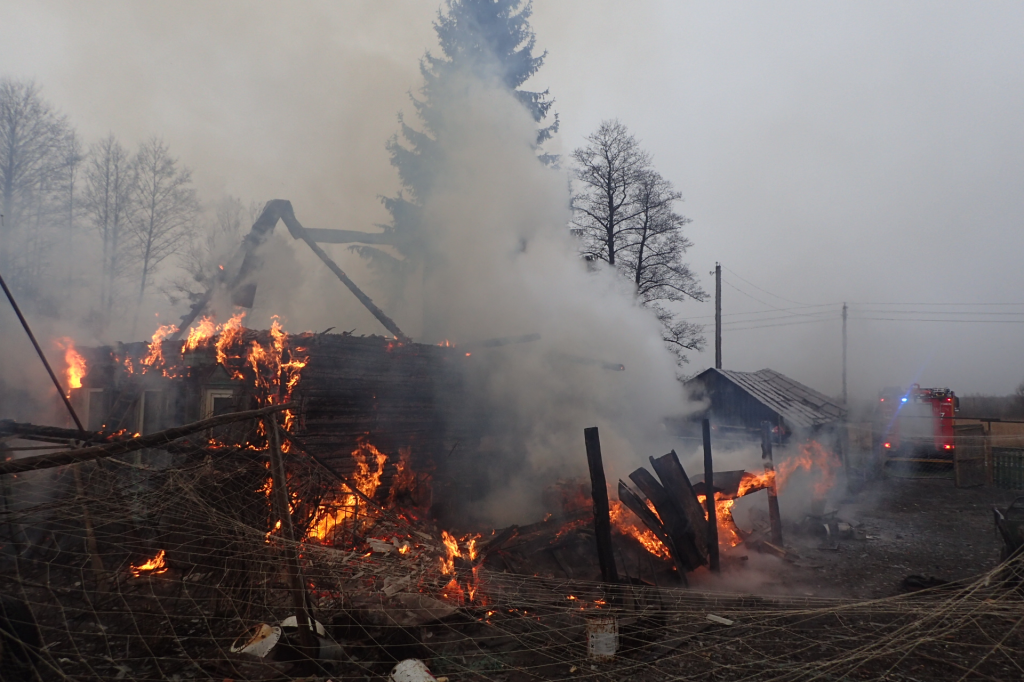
left=687, top=474, right=1022, bottom=599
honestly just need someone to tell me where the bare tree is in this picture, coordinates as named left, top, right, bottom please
left=0, top=78, right=69, bottom=282
left=165, top=195, right=256, bottom=307
left=570, top=119, right=649, bottom=266
left=620, top=169, right=705, bottom=362
left=571, top=120, right=705, bottom=365
left=58, top=129, right=84, bottom=285
left=128, top=137, right=199, bottom=324
left=83, top=135, right=135, bottom=315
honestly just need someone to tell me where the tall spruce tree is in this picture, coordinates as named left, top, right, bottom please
left=354, top=0, right=557, bottom=282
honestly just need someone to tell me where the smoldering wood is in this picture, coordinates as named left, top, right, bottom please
left=628, top=467, right=704, bottom=571
left=583, top=427, right=619, bottom=584
left=617, top=480, right=689, bottom=579
left=690, top=470, right=751, bottom=499
left=0, top=403, right=292, bottom=475
left=650, top=451, right=708, bottom=565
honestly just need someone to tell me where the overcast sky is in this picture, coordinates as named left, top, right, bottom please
left=3, top=1, right=1023, bottom=400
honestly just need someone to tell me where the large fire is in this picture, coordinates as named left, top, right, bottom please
left=304, top=439, right=391, bottom=543
left=55, top=337, right=86, bottom=393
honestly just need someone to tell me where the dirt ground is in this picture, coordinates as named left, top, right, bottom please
left=686, top=474, right=1022, bottom=598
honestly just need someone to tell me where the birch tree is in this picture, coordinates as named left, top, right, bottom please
left=0, top=78, right=69, bottom=282
left=83, top=135, right=135, bottom=314
left=128, top=137, right=199, bottom=319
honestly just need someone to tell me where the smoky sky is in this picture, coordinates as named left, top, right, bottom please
left=3, top=1, right=1023, bottom=400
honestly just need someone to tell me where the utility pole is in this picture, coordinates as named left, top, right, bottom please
left=842, top=302, right=848, bottom=406
left=715, top=263, right=722, bottom=369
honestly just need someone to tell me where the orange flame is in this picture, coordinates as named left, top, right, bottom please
left=696, top=493, right=744, bottom=547
left=142, top=324, right=178, bottom=370
left=130, top=549, right=168, bottom=577
left=609, top=500, right=672, bottom=560
left=215, top=311, right=247, bottom=365
left=305, top=438, right=388, bottom=543
left=184, top=316, right=217, bottom=351
left=440, top=530, right=461, bottom=574
left=55, top=337, right=86, bottom=393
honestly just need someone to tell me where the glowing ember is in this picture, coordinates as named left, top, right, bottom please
left=55, top=337, right=86, bottom=393
left=130, top=550, right=168, bottom=577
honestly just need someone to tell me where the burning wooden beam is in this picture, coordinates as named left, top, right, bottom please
left=617, top=480, right=689, bottom=581
left=0, top=403, right=292, bottom=475
left=628, top=467, right=705, bottom=571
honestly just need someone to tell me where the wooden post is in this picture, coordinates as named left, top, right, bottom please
left=702, top=419, right=720, bottom=572
left=584, top=427, right=619, bottom=584
left=266, top=415, right=318, bottom=657
left=761, top=421, right=783, bottom=545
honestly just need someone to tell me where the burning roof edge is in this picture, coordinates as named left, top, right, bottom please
left=688, top=367, right=846, bottom=428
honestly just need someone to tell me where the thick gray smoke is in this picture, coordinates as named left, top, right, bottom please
left=382, top=75, right=696, bottom=523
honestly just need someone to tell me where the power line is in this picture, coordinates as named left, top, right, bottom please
left=721, top=265, right=815, bottom=306
left=850, top=316, right=1024, bottom=324
left=721, top=279, right=839, bottom=318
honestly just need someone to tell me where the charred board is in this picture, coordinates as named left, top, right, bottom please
left=650, top=451, right=709, bottom=565
left=628, top=467, right=705, bottom=571
left=618, top=480, right=689, bottom=578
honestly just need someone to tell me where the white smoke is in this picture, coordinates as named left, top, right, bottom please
left=390, top=74, right=699, bottom=524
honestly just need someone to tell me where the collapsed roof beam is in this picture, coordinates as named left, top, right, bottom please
left=173, top=200, right=408, bottom=343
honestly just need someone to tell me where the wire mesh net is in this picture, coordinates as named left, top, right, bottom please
left=1, top=415, right=1023, bottom=681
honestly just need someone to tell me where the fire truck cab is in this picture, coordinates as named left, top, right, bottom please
left=877, top=384, right=959, bottom=459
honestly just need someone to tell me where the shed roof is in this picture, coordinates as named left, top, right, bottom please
left=694, top=368, right=846, bottom=428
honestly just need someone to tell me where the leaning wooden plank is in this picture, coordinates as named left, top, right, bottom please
left=651, top=451, right=709, bottom=564
left=0, top=403, right=292, bottom=476
left=618, top=480, right=690, bottom=579
left=628, top=467, right=704, bottom=571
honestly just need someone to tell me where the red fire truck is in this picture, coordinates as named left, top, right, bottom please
left=877, top=384, right=959, bottom=459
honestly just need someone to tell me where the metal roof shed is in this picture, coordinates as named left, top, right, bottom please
left=686, top=368, right=846, bottom=434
